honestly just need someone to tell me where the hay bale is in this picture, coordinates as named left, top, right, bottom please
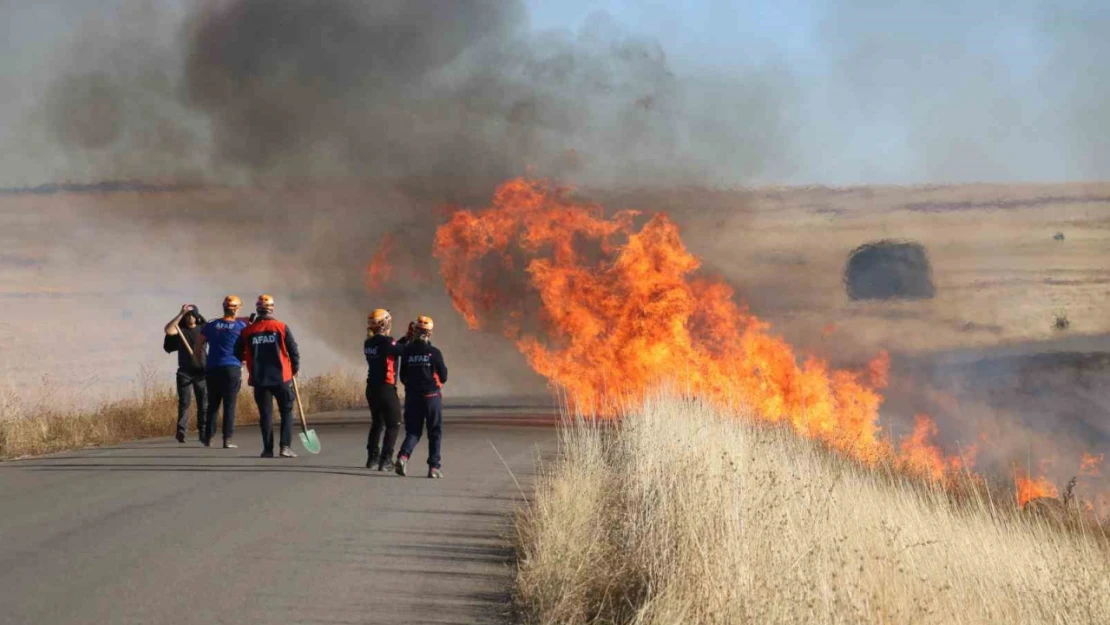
left=844, top=239, right=935, bottom=301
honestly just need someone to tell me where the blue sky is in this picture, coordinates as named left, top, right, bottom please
left=524, top=0, right=1110, bottom=184
left=528, top=0, right=821, bottom=68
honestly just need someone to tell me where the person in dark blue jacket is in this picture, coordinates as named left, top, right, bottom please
left=364, top=309, right=403, bottom=471
left=395, top=315, right=448, bottom=478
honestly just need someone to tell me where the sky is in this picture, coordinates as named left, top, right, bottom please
left=1, top=0, right=1108, bottom=186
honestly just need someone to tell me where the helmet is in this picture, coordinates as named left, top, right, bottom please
left=368, top=308, right=392, bottom=334
left=413, top=315, right=434, bottom=340
left=256, top=294, right=275, bottom=313
left=222, top=295, right=242, bottom=310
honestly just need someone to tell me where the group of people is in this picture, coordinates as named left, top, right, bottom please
left=164, top=294, right=302, bottom=458
left=164, top=296, right=448, bottom=477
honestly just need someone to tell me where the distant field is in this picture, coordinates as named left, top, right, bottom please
left=2, top=183, right=1109, bottom=478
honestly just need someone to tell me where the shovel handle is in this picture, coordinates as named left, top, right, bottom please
left=178, top=329, right=194, bottom=356
left=291, top=376, right=309, bottom=433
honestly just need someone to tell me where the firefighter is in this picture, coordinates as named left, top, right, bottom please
left=193, top=295, right=248, bottom=448
left=163, top=304, right=208, bottom=443
left=235, top=294, right=301, bottom=458
left=395, top=315, right=448, bottom=478
left=363, top=309, right=403, bottom=471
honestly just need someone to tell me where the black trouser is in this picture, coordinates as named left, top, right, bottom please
left=204, top=366, right=241, bottom=442
left=399, top=392, right=443, bottom=468
left=365, top=383, right=402, bottom=462
left=255, top=382, right=295, bottom=454
left=175, top=371, right=208, bottom=436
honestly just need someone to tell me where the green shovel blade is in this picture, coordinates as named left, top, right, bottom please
left=299, top=429, right=321, bottom=454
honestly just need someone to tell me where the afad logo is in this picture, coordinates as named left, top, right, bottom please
left=251, top=334, right=279, bottom=346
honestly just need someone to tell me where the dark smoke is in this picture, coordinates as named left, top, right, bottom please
left=182, top=0, right=527, bottom=188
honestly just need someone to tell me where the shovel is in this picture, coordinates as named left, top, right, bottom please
left=291, top=376, right=321, bottom=454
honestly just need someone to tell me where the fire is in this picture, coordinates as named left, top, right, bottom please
left=1080, top=453, right=1104, bottom=477
left=365, top=234, right=395, bottom=293
left=426, top=177, right=1108, bottom=502
left=897, top=415, right=947, bottom=481
left=433, top=178, right=967, bottom=469
left=1015, top=470, right=1058, bottom=507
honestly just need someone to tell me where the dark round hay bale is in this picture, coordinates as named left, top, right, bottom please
left=844, top=239, right=935, bottom=301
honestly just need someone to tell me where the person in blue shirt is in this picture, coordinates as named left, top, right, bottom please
left=192, top=295, right=248, bottom=448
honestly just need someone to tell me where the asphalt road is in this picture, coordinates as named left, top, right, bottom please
left=0, top=408, right=558, bottom=625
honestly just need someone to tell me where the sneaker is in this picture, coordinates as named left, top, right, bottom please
left=395, top=455, right=408, bottom=476
left=280, top=446, right=297, bottom=458
left=175, top=432, right=186, bottom=444
left=223, top=439, right=238, bottom=449
left=427, top=466, right=443, bottom=479
left=200, top=435, right=211, bottom=448
left=366, top=452, right=378, bottom=469
left=377, top=458, right=394, bottom=472
left=260, top=450, right=274, bottom=458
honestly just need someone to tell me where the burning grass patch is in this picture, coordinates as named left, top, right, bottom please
left=0, top=368, right=364, bottom=460
left=514, top=396, right=1110, bottom=625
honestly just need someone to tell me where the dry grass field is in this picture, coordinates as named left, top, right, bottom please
left=515, top=395, right=1110, bottom=625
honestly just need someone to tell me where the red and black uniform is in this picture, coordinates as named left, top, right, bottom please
left=235, top=315, right=300, bottom=454
left=397, top=340, right=448, bottom=469
left=364, top=334, right=403, bottom=467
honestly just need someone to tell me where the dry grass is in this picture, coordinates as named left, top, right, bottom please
left=0, top=368, right=364, bottom=460
left=515, top=396, right=1110, bottom=625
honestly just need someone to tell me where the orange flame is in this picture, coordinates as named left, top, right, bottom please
left=897, top=415, right=948, bottom=481
left=1015, top=471, right=1058, bottom=507
left=1080, top=453, right=1104, bottom=477
left=432, top=178, right=976, bottom=469
left=365, top=234, right=395, bottom=293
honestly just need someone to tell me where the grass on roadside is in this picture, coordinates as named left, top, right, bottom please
left=0, top=368, right=365, bottom=460
left=514, top=395, right=1110, bottom=625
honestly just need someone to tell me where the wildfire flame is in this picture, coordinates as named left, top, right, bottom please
left=1080, top=453, right=1104, bottom=477
left=433, top=178, right=970, bottom=474
left=365, top=234, right=395, bottom=293
left=1015, top=471, right=1058, bottom=507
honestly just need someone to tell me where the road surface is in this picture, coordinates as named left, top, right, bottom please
left=0, top=407, right=558, bottom=625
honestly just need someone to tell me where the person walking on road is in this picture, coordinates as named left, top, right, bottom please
left=363, top=309, right=403, bottom=471
left=395, top=315, right=448, bottom=478
left=193, top=295, right=247, bottom=448
left=163, top=304, right=208, bottom=443
left=235, top=294, right=301, bottom=458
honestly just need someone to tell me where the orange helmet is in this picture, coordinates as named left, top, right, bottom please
left=222, top=295, right=242, bottom=310
left=368, top=308, right=392, bottom=334
left=413, top=315, right=434, bottom=340
left=256, top=294, right=275, bottom=313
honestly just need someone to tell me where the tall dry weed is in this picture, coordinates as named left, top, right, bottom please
left=0, top=368, right=364, bottom=459
left=515, top=395, right=1110, bottom=625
